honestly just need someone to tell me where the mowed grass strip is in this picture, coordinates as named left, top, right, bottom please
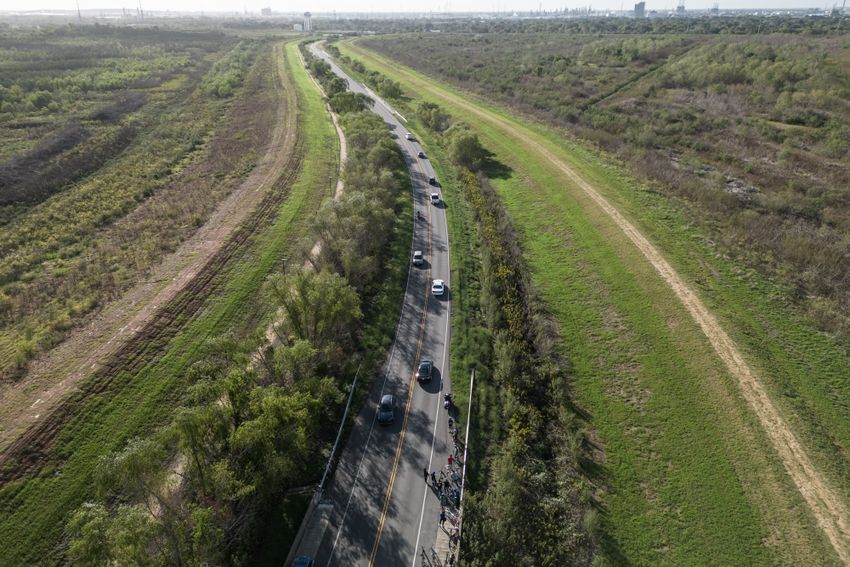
left=340, top=41, right=842, bottom=565
left=0, top=40, right=339, bottom=565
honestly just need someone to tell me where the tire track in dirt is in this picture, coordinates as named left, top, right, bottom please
left=348, top=44, right=850, bottom=563
left=0, top=42, right=303, bottom=482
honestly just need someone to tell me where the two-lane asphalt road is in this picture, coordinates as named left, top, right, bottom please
left=294, top=42, right=455, bottom=566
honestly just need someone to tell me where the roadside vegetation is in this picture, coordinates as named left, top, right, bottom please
left=58, top=42, right=412, bottom=566
left=334, top=50, right=599, bottom=564
left=445, top=151, right=597, bottom=564
left=337, top=41, right=849, bottom=565
left=0, top=39, right=323, bottom=564
left=0, top=27, right=264, bottom=380
left=317, top=14, right=848, bottom=35
left=361, top=31, right=850, bottom=341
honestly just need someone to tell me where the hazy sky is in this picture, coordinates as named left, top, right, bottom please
left=0, top=0, right=835, bottom=15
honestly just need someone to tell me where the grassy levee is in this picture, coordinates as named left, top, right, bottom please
left=340, top=40, right=847, bottom=565
left=0, top=40, right=247, bottom=378
left=0, top=40, right=338, bottom=565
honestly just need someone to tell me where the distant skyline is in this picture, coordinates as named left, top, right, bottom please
left=0, top=0, right=839, bottom=15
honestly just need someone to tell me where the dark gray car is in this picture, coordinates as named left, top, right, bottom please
left=377, top=394, right=396, bottom=425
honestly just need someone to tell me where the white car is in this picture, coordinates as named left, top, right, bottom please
left=430, top=193, right=440, bottom=205
left=412, top=251, right=424, bottom=266
left=431, top=279, right=445, bottom=296
left=406, top=132, right=415, bottom=140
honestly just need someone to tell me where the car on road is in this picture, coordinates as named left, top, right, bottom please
left=412, top=250, right=424, bottom=266
left=430, top=193, right=441, bottom=205
left=406, top=132, right=415, bottom=140
left=292, top=557, right=316, bottom=567
left=432, top=279, right=445, bottom=296
left=416, top=359, right=433, bottom=382
left=377, top=394, right=396, bottom=425
left=428, top=176, right=437, bottom=186
left=418, top=151, right=427, bottom=159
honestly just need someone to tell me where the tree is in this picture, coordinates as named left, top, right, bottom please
left=97, top=437, right=168, bottom=506
left=107, top=505, right=163, bottom=567
left=323, top=75, right=348, bottom=97
left=263, top=339, right=319, bottom=386
left=228, top=389, right=312, bottom=495
left=416, top=101, right=450, bottom=132
left=95, top=438, right=188, bottom=566
left=229, top=377, right=343, bottom=498
left=376, top=77, right=403, bottom=99
left=447, top=125, right=487, bottom=171
left=265, top=268, right=362, bottom=366
left=328, top=91, right=373, bottom=114
left=307, top=193, right=395, bottom=288
left=173, top=406, right=230, bottom=499
left=310, top=59, right=332, bottom=79
left=67, top=503, right=111, bottom=567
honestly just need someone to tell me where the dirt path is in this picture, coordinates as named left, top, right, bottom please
left=348, top=44, right=850, bottom=563
left=0, top=42, right=299, bottom=460
left=297, top=46, right=347, bottom=264
left=258, top=47, right=347, bottom=356
left=330, top=110, right=347, bottom=198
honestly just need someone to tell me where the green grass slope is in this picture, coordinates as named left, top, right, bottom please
left=339, top=40, right=847, bottom=566
left=0, top=40, right=339, bottom=565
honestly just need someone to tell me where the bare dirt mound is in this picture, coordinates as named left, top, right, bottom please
left=0, top=43, right=302, bottom=481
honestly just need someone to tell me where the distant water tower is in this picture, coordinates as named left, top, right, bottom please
left=303, top=12, right=312, bottom=33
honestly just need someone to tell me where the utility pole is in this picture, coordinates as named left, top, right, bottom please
left=75, top=0, right=82, bottom=21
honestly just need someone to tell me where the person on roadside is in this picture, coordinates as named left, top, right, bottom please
left=424, top=467, right=429, bottom=483
left=431, top=471, right=437, bottom=485
left=448, top=454, right=454, bottom=467
left=439, top=509, right=447, bottom=527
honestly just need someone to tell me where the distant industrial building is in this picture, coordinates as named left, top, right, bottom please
left=261, top=6, right=271, bottom=15
left=634, top=1, right=646, bottom=17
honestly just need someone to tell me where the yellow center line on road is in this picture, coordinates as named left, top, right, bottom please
left=368, top=162, right=435, bottom=567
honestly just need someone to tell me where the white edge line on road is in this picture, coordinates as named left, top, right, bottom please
left=411, top=161, right=452, bottom=567
left=320, top=44, right=425, bottom=567
left=412, top=363, right=442, bottom=567
left=325, top=174, right=415, bottom=567
left=316, top=41, right=450, bottom=566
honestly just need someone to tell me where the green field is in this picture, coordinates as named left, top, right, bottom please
left=0, top=28, right=271, bottom=380
left=360, top=32, right=850, bottom=340
left=339, top=39, right=850, bottom=565
left=0, top=40, right=339, bottom=564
